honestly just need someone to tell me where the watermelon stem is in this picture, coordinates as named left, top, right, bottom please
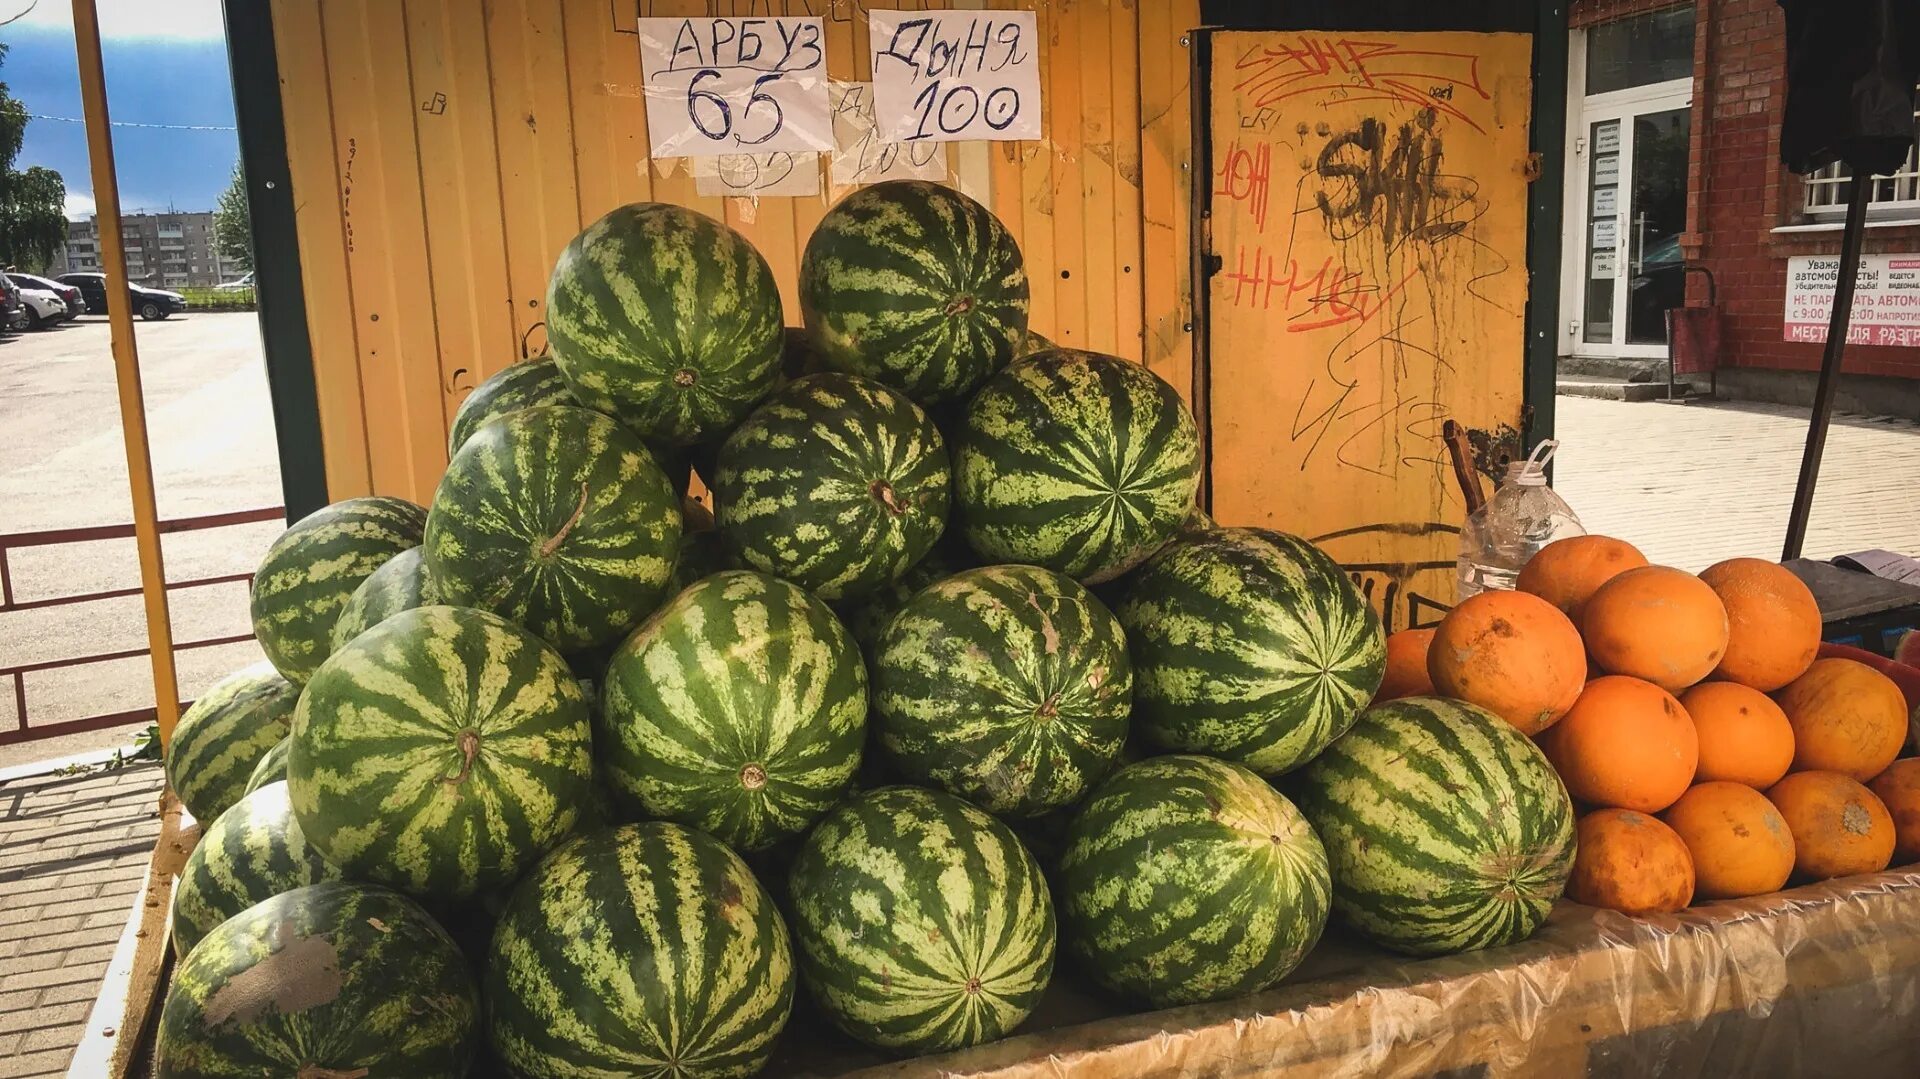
left=945, top=295, right=975, bottom=316
left=869, top=480, right=906, bottom=516
left=1035, top=695, right=1060, bottom=720
left=540, top=483, right=591, bottom=559
left=739, top=763, right=768, bottom=790
left=444, top=729, right=482, bottom=786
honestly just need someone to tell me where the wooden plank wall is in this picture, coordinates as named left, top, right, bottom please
left=269, top=0, right=1201, bottom=503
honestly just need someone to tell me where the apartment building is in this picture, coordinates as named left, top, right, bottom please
left=51, top=211, right=240, bottom=290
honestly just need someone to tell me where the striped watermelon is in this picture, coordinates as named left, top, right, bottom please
left=787, top=785, right=1055, bottom=1053
left=1115, top=528, right=1385, bottom=776
left=424, top=405, right=681, bottom=653
left=171, top=781, right=341, bottom=960
left=242, top=736, right=290, bottom=795
left=1058, top=755, right=1329, bottom=1007
left=799, top=180, right=1030, bottom=406
left=874, top=564, right=1132, bottom=816
left=835, top=540, right=974, bottom=662
left=714, top=372, right=949, bottom=601
left=157, top=881, right=477, bottom=1077
left=957, top=350, right=1200, bottom=583
left=547, top=203, right=784, bottom=447
left=447, top=357, right=578, bottom=455
left=328, top=546, right=438, bottom=653
left=166, top=662, right=299, bottom=824
left=599, top=571, right=865, bottom=851
left=1291, top=696, right=1577, bottom=957
left=250, top=496, right=426, bottom=684
left=486, top=822, right=793, bottom=1078
left=288, top=605, right=595, bottom=899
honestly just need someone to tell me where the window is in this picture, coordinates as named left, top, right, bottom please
left=1803, top=97, right=1920, bottom=217
left=1587, top=6, right=1695, bottom=96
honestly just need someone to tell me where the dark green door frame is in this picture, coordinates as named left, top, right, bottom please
left=223, top=0, right=328, bottom=521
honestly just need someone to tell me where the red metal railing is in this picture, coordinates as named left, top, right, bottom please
left=0, top=507, right=284, bottom=745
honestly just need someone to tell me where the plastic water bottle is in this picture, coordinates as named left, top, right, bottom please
left=1456, top=440, right=1585, bottom=600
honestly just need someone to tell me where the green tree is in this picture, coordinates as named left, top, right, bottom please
left=0, top=44, right=66, bottom=274
left=214, top=161, right=252, bottom=273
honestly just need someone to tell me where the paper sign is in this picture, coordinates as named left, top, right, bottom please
left=1593, top=121, right=1621, bottom=154
left=692, top=152, right=822, bottom=197
left=869, top=10, right=1042, bottom=143
left=1592, top=217, right=1618, bottom=250
left=1591, top=250, right=1617, bottom=277
left=1593, top=153, right=1620, bottom=186
left=830, top=81, right=946, bottom=186
left=1592, top=185, right=1617, bottom=216
left=1784, top=254, right=1920, bottom=347
left=638, top=17, right=832, bottom=157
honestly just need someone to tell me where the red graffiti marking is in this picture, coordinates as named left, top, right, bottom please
left=1220, top=248, right=1419, bottom=333
left=1214, top=140, right=1273, bottom=233
left=1231, top=37, right=1491, bottom=133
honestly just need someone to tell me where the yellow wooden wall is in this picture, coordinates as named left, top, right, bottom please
left=271, top=0, right=1201, bottom=504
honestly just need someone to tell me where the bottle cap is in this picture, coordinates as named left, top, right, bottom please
left=1504, top=439, right=1559, bottom=488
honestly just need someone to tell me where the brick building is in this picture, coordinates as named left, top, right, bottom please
left=1563, top=0, right=1920, bottom=413
left=49, top=211, right=240, bottom=290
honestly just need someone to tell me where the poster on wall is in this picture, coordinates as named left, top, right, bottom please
left=830, top=81, right=947, bottom=186
left=868, top=10, right=1042, bottom=143
left=637, top=16, right=833, bottom=158
left=1784, top=254, right=1920, bottom=347
left=692, top=152, right=822, bottom=197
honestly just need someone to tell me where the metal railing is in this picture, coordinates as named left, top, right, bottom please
left=0, top=506, right=283, bottom=745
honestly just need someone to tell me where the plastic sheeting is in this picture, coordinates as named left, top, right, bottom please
left=782, top=868, right=1920, bottom=1078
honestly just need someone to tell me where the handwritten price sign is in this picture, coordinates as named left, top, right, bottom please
left=637, top=17, right=832, bottom=158
left=869, top=10, right=1041, bottom=143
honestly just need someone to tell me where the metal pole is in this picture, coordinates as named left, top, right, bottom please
left=69, top=0, right=182, bottom=745
left=1781, top=166, right=1874, bottom=561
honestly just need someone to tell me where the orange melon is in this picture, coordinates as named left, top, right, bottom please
left=1545, top=675, right=1699, bottom=813
left=1566, top=808, right=1695, bottom=915
left=1698, top=558, right=1822, bottom=691
left=1661, top=782, right=1796, bottom=899
left=1427, top=590, right=1587, bottom=736
left=1374, top=628, right=1437, bottom=703
left=1680, top=681, right=1795, bottom=789
left=1775, top=658, right=1908, bottom=782
left=1581, top=566, right=1729, bottom=693
left=1765, top=770, right=1895, bottom=880
left=1517, top=535, right=1648, bottom=621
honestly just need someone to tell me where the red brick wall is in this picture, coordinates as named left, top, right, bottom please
left=1570, top=0, right=1690, bottom=30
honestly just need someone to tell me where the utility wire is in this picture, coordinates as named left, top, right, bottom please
left=29, top=113, right=237, bottom=132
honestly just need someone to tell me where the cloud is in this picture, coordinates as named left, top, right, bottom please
left=63, top=190, right=94, bottom=219
left=1, top=0, right=226, bottom=43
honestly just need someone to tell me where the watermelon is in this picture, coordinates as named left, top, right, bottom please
left=166, top=662, right=299, bottom=824
left=250, top=496, right=426, bottom=684
left=1115, top=528, right=1385, bottom=776
left=156, top=881, right=477, bottom=1078
left=1057, top=754, right=1329, bottom=1007
left=714, top=372, right=950, bottom=601
left=288, top=605, right=595, bottom=899
left=835, top=540, right=974, bottom=662
left=424, top=405, right=682, bottom=653
left=447, top=357, right=578, bottom=455
left=486, top=822, right=793, bottom=1078
left=328, top=546, right=438, bottom=653
left=547, top=203, right=784, bottom=446
left=957, top=349, right=1200, bottom=583
left=787, top=785, right=1055, bottom=1053
left=1291, top=696, right=1577, bottom=957
left=874, top=564, right=1132, bottom=816
left=599, top=570, right=865, bottom=851
left=241, top=736, right=290, bottom=795
left=799, top=179, right=1030, bottom=406
left=171, top=781, right=341, bottom=960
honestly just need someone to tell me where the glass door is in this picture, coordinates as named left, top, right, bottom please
left=1570, top=90, right=1692, bottom=358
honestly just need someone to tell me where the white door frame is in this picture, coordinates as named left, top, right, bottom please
left=1559, top=28, right=1693, bottom=360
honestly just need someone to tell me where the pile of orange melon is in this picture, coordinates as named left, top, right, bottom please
left=1381, top=536, right=1920, bottom=917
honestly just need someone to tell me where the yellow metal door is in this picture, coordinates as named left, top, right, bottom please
left=1202, top=30, right=1534, bottom=631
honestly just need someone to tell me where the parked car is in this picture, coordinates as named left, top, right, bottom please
left=55, top=272, right=187, bottom=321
left=15, top=288, right=69, bottom=330
left=5, top=273, right=85, bottom=320
left=213, top=271, right=254, bottom=292
left=0, top=275, right=20, bottom=331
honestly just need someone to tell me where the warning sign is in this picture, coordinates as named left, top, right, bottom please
left=1784, top=254, right=1920, bottom=348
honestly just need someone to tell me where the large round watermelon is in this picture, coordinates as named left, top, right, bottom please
left=787, top=785, right=1055, bottom=1053
left=1291, top=696, right=1577, bottom=957
left=250, top=496, right=426, bottom=684
left=1058, top=754, right=1329, bottom=1007
left=714, top=372, right=949, bottom=601
left=957, top=349, right=1200, bottom=583
left=599, top=570, right=865, bottom=851
left=241, top=735, right=290, bottom=796
left=166, top=661, right=299, bottom=824
left=834, top=539, right=974, bottom=662
left=156, top=881, right=477, bottom=1078
left=424, top=405, right=682, bottom=653
left=328, top=545, right=438, bottom=653
left=1115, top=528, right=1385, bottom=776
left=288, top=605, right=595, bottom=899
left=447, top=357, right=579, bottom=455
left=799, top=179, right=1030, bottom=406
left=487, top=822, right=793, bottom=1078
left=547, top=203, right=784, bottom=446
left=874, top=564, right=1131, bottom=816
left=171, top=781, right=341, bottom=960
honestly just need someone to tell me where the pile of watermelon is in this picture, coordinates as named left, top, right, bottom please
left=155, top=180, right=1576, bottom=1077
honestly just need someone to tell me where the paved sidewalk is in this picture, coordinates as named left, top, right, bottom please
left=0, top=762, right=163, bottom=1077
left=1556, top=397, right=1920, bottom=572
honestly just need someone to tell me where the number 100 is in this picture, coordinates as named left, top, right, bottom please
left=907, top=81, right=1020, bottom=140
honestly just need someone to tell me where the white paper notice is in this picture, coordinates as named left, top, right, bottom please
left=1592, top=217, right=1618, bottom=250
left=868, top=10, right=1041, bottom=143
left=692, top=152, right=822, bottom=197
left=637, top=17, right=832, bottom=158
left=1591, top=250, right=1617, bottom=277
left=1593, top=153, right=1621, bottom=186
left=1592, top=185, right=1617, bottom=216
left=830, top=82, right=946, bottom=186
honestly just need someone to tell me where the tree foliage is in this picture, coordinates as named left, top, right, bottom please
left=0, top=45, right=66, bottom=274
left=214, top=161, right=252, bottom=273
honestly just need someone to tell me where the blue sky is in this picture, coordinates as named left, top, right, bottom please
left=1, top=0, right=237, bottom=216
